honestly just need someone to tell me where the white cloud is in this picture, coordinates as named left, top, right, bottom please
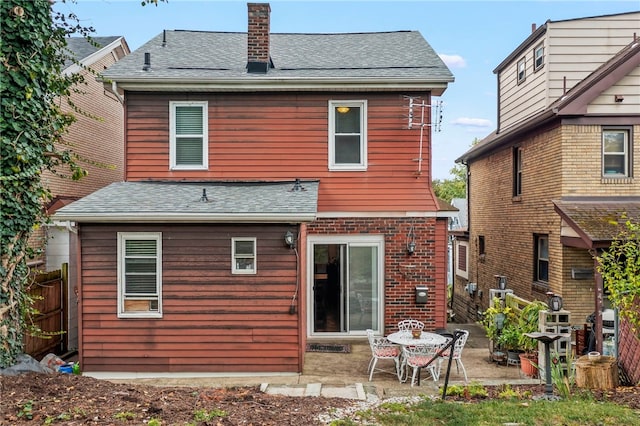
left=451, top=117, right=492, bottom=128
left=439, top=54, right=466, bottom=68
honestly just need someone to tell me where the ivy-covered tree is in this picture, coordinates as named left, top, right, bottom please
left=432, top=163, right=467, bottom=203
left=596, top=217, right=640, bottom=337
left=0, top=0, right=94, bottom=367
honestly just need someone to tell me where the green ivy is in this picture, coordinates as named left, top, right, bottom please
left=0, top=0, right=92, bottom=367
left=596, top=217, right=640, bottom=337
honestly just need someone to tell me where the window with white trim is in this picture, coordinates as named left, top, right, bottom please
left=513, top=146, right=523, bottom=197
left=232, top=238, right=257, bottom=274
left=117, top=232, right=162, bottom=318
left=602, top=128, right=631, bottom=177
left=517, top=57, right=526, bottom=84
left=170, top=101, right=208, bottom=170
left=455, top=241, right=469, bottom=279
left=328, top=100, right=367, bottom=170
left=534, top=234, right=549, bottom=283
left=533, top=43, right=544, bottom=72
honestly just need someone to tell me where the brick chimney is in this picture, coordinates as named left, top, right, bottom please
left=247, top=3, right=271, bottom=74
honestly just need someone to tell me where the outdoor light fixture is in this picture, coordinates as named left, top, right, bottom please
left=336, top=106, right=350, bottom=114
left=284, top=230, right=296, bottom=249
left=547, top=292, right=563, bottom=311
left=406, top=223, right=416, bottom=255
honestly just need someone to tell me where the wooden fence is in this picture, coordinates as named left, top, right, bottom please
left=24, top=265, right=68, bottom=359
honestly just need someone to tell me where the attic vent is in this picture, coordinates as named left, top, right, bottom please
left=142, top=52, right=151, bottom=71
left=571, top=267, right=593, bottom=280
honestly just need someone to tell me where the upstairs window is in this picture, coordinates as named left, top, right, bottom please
left=328, top=100, right=367, bottom=170
left=517, top=57, right=526, bottom=84
left=534, top=234, right=549, bottom=283
left=602, top=128, right=631, bottom=177
left=170, top=101, right=208, bottom=170
left=118, top=232, right=162, bottom=318
left=533, top=43, right=545, bottom=72
left=232, top=238, right=257, bottom=274
left=513, top=147, right=523, bottom=197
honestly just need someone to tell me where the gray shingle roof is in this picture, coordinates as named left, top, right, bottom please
left=102, top=30, right=453, bottom=88
left=64, top=36, right=121, bottom=68
left=53, top=180, right=319, bottom=223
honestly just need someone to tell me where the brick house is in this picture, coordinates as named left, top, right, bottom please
left=34, top=36, right=129, bottom=354
left=53, top=3, right=454, bottom=375
left=453, top=11, right=640, bottom=381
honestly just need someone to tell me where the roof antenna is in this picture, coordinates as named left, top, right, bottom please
left=200, top=188, right=209, bottom=202
left=162, top=30, right=166, bottom=47
left=290, top=179, right=305, bottom=192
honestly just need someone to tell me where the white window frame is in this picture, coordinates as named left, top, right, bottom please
left=535, top=234, right=549, bottom=283
left=328, top=100, right=367, bottom=171
left=117, top=232, right=162, bottom=318
left=169, top=101, right=208, bottom=170
left=232, top=237, right=257, bottom=274
left=455, top=240, right=469, bottom=279
left=517, top=57, right=526, bottom=84
left=602, top=128, right=630, bottom=177
left=533, top=43, right=544, bottom=72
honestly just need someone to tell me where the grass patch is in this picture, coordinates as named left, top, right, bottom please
left=349, top=397, right=639, bottom=425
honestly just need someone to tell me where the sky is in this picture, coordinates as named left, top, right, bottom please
left=54, top=0, right=639, bottom=179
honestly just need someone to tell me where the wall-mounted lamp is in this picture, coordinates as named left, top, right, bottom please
left=406, top=224, right=416, bottom=255
left=336, top=106, right=350, bottom=114
left=614, top=95, right=624, bottom=103
left=284, top=230, right=296, bottom=249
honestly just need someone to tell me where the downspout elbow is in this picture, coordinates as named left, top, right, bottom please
left=109, top=81, right=124, bottom=105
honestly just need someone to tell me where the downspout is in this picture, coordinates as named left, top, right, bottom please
left=108, top=81, right=124, bottom=105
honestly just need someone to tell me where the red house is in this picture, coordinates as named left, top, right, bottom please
left=54, top=3, right=454, bottom=375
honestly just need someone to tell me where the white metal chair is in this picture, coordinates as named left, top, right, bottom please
left=366, top=329, right=401, bottom=382
left=437, top=329, right=469, bottom=382
left=401, top=343, right=441, bottom=386
left=397, top=319, right=425, bottom=332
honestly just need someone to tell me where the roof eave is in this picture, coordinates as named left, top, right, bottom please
left=52, top=212, right=318, bottom=223
left=107, top=77, right=452, bottom=95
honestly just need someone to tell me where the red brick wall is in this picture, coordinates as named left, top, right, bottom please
left=307, top=216, right=448, bottom=334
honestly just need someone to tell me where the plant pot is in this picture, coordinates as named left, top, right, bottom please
left=519, top=353, right=538, bottom=377
left=507, top=350, right=522, bottom=365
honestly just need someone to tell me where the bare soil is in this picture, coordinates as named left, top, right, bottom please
left=1, top=373, right=639, bottom=425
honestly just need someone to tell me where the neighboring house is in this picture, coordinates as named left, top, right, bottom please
left=454, top=11, right=640, bottom=374
left=53, top=3, right=454, bottom=375
left=40, top=36, right=129, bottom=353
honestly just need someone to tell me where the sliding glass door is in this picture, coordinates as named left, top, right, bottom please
left=308, top=236, right=383, bottom=336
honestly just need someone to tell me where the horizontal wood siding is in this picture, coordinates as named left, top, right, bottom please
left=125, top=91, right=438, bottom=212
left=79, top=223, right=300, bottom=373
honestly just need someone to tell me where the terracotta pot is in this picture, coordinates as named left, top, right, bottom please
left=519, top=353, right=538, bottom=377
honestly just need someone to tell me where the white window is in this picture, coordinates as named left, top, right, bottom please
left=170, top=101, right=208, bottom=170
left=455, top=241, right=469, bottom=279
left=328, top=100, right=367, bottom=171
left=232, top=238, right=257, bottom=274
left=534, top=234, right=549, bottom=283
left=117, top=232, right=162, bottom=318
left=533, top=43, right=544, bottom=72
left=517, top=57, right=526, bottom=84
left=602, top=128, right=630, bottom=177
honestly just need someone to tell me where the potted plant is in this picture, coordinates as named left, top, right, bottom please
left=517, top=300, right=548, bottom=376
left=497, top=323, right=524, bottom=364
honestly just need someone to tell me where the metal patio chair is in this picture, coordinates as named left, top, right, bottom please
left=366, top=329, right=401, bottom=382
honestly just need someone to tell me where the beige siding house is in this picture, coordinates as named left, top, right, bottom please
left=454, top=11, right=640, bottom=369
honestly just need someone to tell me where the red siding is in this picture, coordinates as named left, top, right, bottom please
left=78, top=224, right=300, bottom=373
left=124, top=92, right=438, bottom=213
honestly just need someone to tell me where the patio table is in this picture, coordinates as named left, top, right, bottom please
left=387, top=330, right=448, bottom=383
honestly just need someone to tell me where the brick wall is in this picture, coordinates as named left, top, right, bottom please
left=307, top=216, right=448, bottom=334
left=463, top=122, right=640, bottom=326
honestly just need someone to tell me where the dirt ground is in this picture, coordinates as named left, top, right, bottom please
left=2, top=373, right=639, bottom=425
